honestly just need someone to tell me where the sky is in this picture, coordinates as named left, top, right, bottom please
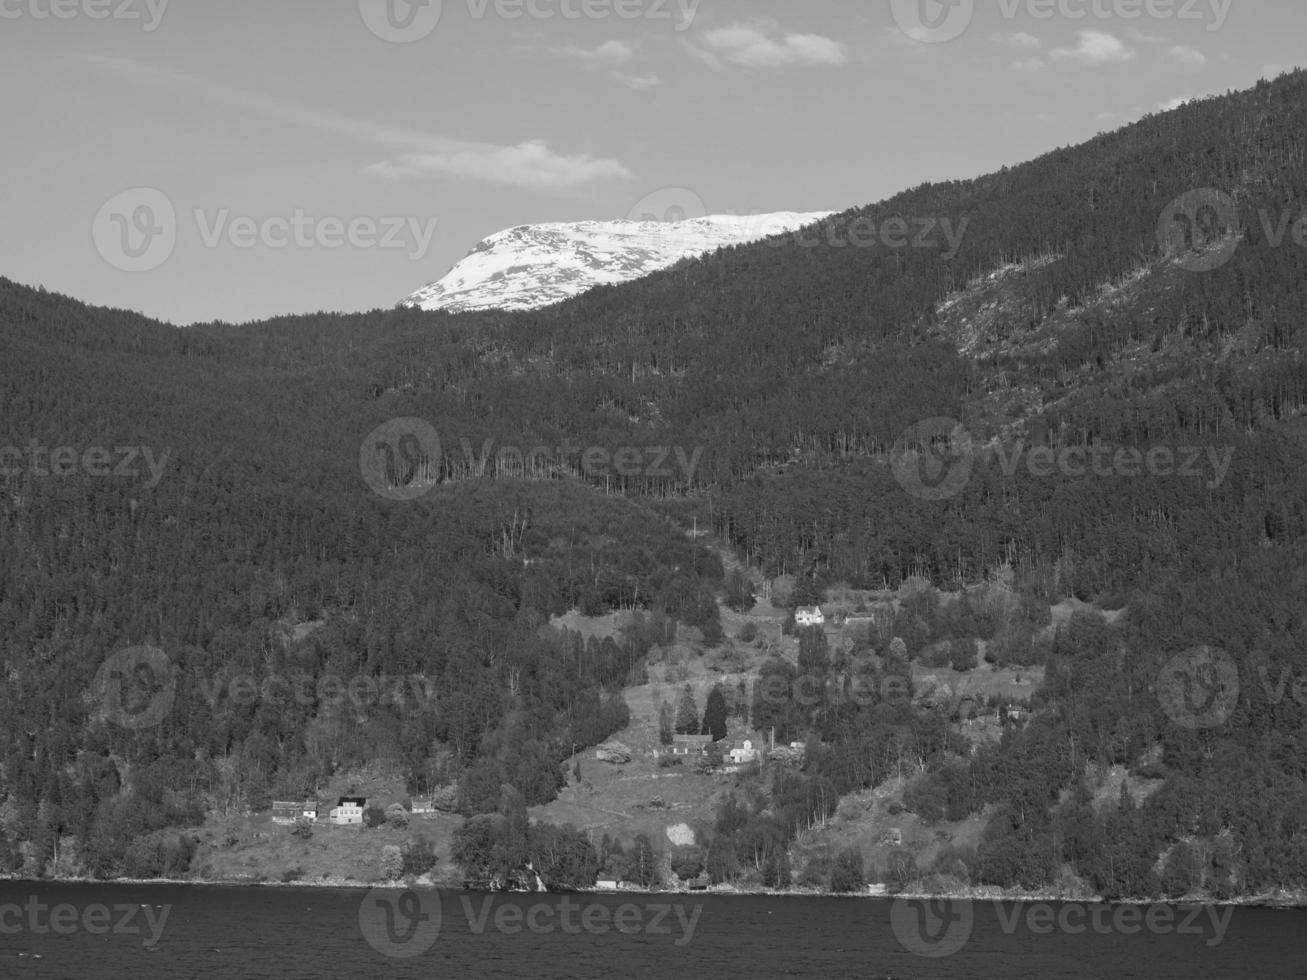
left=0, top=0, right=1301, bottom=326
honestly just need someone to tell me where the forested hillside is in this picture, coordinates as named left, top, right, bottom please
left=1, top=71, right=1307, bottom=893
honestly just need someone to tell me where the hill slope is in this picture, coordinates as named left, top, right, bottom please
left=2, top=71, right=1307, bottom=897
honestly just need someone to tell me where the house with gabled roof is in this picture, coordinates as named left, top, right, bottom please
left=330, top=796, right=367, bottom=825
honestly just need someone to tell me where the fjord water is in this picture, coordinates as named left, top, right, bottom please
left=0, top=882, right=1300, bottom=979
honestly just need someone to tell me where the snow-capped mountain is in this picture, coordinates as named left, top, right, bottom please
left=402, top=212, right=833, bottom=313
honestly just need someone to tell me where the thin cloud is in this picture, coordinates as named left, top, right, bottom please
left=552, top=40, right=636, bottom=68
left=1050, top=31, right=1136, bottom=67
left=993, top=31, right=1042, bottom=49
left=539, top=40, right=661, bottom=91
left=75, top=54, right=631, bottom=191
left=1167, top=45, right=1207, bottom=66
left=697, top=20, right=848, bottom=69
left=365, top=141, right=630, bottom=188
left=1012, top=58, right=1045, bottom=72
left=610, top=72, right=663, bottom=90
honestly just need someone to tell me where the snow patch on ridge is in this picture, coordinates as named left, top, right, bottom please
left=402, top=212, right=833, bottom=314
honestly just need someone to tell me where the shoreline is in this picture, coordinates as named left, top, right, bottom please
left=2, top=875, right=1303, bottom=909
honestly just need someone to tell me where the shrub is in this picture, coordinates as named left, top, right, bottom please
left=381, top=845, right=404, bottom=880
left=386, top=803, right=410, bottom=829
left=903, top=774, right=947, bottom=824
left=402, top=836, right=439, bottom=877
left=830, top=847, right=866, bottom=893
left=737, top=622, right=758, bottom=643
left=947, top=637, right=979, bottom=672
left=671, top=846, right=705, bottom=880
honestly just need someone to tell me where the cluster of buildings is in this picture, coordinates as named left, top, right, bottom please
left=270, top=794, right=443, bottom=826
left=270, top=796, right=366, bottom=826
left=666, top=735, right=803, bottom=767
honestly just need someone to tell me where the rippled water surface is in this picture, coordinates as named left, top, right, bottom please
left=0, top=882, right=1301, bottom=979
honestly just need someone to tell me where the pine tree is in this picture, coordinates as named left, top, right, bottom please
left=675, top=686, right=700, bottom=735
left=702, top=684, right=729, bottom=742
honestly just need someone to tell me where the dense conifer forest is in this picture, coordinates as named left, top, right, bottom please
left=2, top=71, right=1306, bottom=894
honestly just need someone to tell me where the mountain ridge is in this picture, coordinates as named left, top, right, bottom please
left=401, top=212, right=834, bottom=313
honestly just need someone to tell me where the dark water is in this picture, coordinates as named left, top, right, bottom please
left=0, top=882, right=1301, bottom=979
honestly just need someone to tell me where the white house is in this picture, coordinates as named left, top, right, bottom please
left=728, top=740, right=758, bottom=765
left=795, top=606, right=825, bottom=627
left=330, top=796, right=366, bottom=825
